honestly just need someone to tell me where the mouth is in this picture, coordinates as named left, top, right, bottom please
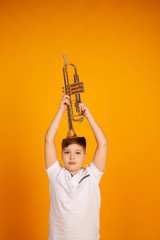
left=69, top=162, right=76, bottom=165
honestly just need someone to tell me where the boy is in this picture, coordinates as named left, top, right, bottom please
left=45, top=94, right=108, bottom=240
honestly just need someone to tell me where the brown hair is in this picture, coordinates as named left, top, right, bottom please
left=62, top=137, right=86, bottom=152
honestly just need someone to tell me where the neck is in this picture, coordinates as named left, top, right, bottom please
left=66, top=167, right=83, bottom=175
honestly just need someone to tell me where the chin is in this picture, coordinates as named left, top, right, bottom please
left=67, top=165, right=79, bottom=172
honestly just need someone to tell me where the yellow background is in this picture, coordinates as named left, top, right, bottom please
left=0, top=0, right=160, bottom=239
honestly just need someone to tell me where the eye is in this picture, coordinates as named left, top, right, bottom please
left=64, top=151, right=70, bottom=154
left=76, top=152, right=81, bottom=155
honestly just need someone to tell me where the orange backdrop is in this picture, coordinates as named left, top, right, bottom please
left=0, top=0, right=160, bottom=239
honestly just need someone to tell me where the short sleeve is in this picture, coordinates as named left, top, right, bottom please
left=45, top=160, right=62, bottom=180
left=87, top=161, right=105, bottom=184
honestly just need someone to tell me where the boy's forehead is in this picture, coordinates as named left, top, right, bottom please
left=63, top=143, right=84, bottom=150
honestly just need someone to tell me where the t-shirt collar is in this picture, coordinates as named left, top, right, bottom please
left=65, top=167, right=84, bottom=178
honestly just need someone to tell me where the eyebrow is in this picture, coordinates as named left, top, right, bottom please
left=64, top=148, right=82, bottom=152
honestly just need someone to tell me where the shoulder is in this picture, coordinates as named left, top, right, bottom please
left=45, top=159, right=62, bottom=180
left=86, top=161, right=105, bottom=184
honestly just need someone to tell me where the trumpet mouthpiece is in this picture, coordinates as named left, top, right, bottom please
left=63, top=55, right=67, bottom=65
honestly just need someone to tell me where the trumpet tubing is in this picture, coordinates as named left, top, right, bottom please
left=62, top=55, right=85, bottom=138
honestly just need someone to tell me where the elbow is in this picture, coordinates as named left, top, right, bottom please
left=45, top=135, right=54, bottom=143
left=45, top=135, right=49, bottom=142
left=102, top=136, right=108, bottom=146
left=103, top=140, right=108, bottom=148
left=98, top=138, right=108, bottom=148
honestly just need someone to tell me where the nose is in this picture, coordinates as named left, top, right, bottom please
left=70, top=154, right=75, bottom=160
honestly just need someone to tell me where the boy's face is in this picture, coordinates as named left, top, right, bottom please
left=62, top=143, right=86, bottom=175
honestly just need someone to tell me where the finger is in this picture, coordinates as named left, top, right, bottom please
left=63, top=99, right=70, bottom=105
left=63, top=96, right=70, bottom=103
left=78, top=106, right=82, bottom=113
left=64, top=95, right=70, bottom=100
left=79, top=107, right=85, bottom=114
left=64, top=99, right=69, bottom=104
left=79, top=105, right=85, bottom=110
left=78, top=105, right=82, bottom=110
left=78, top=103, right=84, bottom=109
left=79, top=107, right=83, bottom=112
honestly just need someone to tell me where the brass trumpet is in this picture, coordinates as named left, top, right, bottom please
left=62, top=55, right=84, bottom=138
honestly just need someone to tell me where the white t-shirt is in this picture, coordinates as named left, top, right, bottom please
left=45, top=160, right=105, bottom=240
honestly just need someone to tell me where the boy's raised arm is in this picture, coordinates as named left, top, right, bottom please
left=79, top=102, right=108, bottom=172
left=45, top=95, right=70, bottom=169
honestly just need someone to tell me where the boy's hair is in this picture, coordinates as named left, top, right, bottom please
left=62, top=137, right=86, bottom=152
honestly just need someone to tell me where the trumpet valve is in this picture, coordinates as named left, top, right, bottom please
left=65, top=82, right=84, bottom=95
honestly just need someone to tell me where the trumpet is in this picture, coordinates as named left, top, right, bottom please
left=62, top=55, right=84, bottom=138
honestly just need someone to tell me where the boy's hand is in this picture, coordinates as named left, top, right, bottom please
left=59, top=94, right=70, bottom=113
left=78, top=102, right=91, bottom=119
